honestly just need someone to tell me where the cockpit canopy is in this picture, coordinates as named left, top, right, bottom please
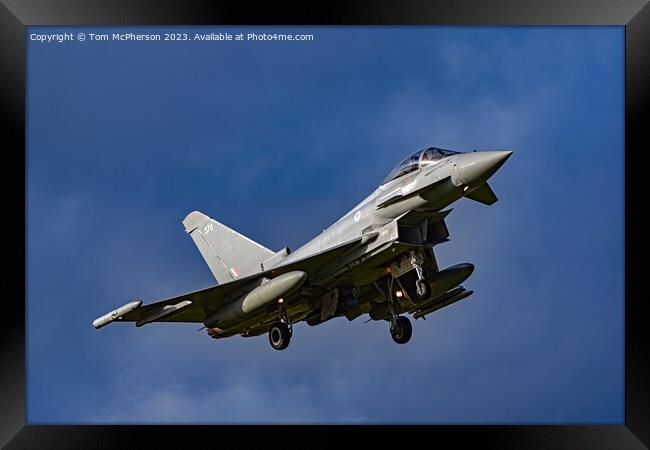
left=381, top=147, right=461, bottom=185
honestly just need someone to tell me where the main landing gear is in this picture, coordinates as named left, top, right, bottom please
left=391, top=316, right=412, bottom=344
left=269, top=298, right=293, bottom=350
left=375, top=276, right=414, bottom=345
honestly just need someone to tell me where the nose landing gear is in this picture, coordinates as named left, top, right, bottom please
left=411, top=250, right=432, bottom=301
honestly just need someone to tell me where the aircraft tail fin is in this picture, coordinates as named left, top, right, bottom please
left=183, top=211, right=274, bottom=284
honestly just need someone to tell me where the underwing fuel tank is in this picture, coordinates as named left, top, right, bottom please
left=92, top=300, right=142, bottom=329
left=428, top=263, right=474, bottom=301
left=204, top=270, right=307, bottom=328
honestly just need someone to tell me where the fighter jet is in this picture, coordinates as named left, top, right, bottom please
left=93, top=147, right=512, bottom=350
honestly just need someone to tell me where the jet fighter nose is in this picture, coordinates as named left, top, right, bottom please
left=455, top=150, right=513, bottom=187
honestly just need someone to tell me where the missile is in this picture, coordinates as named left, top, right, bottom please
left=206, top=326, right=237, bottom=339
left=92, top=300, right=142, bottom=329
left=413, top=288, right=473, bottom=319
left=204, top=270, right=307, bottom=328
left=417, top=286, right=466, bottom=310
left=136, top=300, right=192, bottom=327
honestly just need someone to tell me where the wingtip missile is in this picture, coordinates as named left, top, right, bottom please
left=92, top=300, right=142, bottom=329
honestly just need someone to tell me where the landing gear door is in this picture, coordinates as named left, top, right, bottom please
left=397, top=215, right=450, bottom=246
left=320, top=289, right=339, bottom=321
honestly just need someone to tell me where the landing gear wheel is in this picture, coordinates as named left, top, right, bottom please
left=269, top=322, right=291, bottom=350
left=390, top=316, right=412, bottom=344
left=414, top=279, right=431, bottom=302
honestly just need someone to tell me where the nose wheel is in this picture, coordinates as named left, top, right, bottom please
left=411, top=250, right=431, bottom=301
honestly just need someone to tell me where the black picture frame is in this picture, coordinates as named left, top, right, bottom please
left=2, top=1, right=647, bottom=448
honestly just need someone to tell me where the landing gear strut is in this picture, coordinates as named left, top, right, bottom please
left=269, top=298, right=292, bottom=350
left=410, top=250, right=431, bottom=301
left=374, top=276, right=413, bottom=345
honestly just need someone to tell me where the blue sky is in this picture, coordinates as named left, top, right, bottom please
left=27, top=26, right=624, bottom=423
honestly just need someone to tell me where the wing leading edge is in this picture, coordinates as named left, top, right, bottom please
left=93, top=235, right=367, bottom=327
